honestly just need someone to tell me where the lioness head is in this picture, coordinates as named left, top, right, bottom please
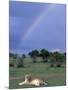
left=25, top=74, right=32, bottom=82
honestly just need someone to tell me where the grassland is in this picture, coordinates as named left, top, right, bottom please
left=9, top=57, right=66, bottom=89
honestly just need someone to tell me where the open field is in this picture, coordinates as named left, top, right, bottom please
left=9, top=57, right=66, bottom=89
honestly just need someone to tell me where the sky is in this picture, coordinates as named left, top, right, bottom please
left=9, top=1, right=66, bottom=54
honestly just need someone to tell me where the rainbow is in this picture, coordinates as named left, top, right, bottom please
left=18, top=4, right=56, bottom=48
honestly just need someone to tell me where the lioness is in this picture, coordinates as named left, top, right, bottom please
left=19, top=74, right=47, bottom=86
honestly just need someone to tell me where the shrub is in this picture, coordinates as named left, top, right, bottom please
left=33, top=60, right=36, bottom=63
left=56, top=64, right=61, bottom=67
left=17, top=64, right=24, bottom=68
left=16, top=57, right=24, bottom=68
left=50, top=64, right=54, bottom=67
left=9, top=62, right=14, bottom=67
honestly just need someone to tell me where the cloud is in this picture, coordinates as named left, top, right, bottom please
left=51, top=49, right=61, bottom=52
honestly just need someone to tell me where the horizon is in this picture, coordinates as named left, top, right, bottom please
left=9, top=1, right=66, bottom=54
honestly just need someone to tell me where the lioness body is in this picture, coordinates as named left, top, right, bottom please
left=19, top=74, right=47, bottom=86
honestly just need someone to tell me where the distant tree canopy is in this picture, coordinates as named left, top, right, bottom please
left=22, top=54, right=26, bottom=59
left=40, top=49, right=50, bottom=62
left=28, top=50, right=39, bottom=57
left=9, top=52, right=14, bottom=57
left=28, top=50, right=39, bottom=63
left=53, top=52, right=64, bottom=63
left=9, top=50, right=66, bottom=67
left=9, top=52, right=18, bottom=59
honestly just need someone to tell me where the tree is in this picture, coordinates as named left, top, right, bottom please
left=9, top=52, right=15, bottom=67
left=22, top=54, right=26, bottom=59
left=13, top=54, right=18, bottom=59
left=28, top=50, right=39, bottom=63
left=15, top=55, right=24, bottom=68
left=49, top=52, right=55, bottom=67
left=63, top=52, right=66, bottom=62
left=40, top=49, right=50, bottom=62
left=9, top=52, right=14, bottom=58
left=49, top=52, right=55, bottom=64
left=53, top=52, right=64, bottom=62
left=52, top=52, right=64, bottom=67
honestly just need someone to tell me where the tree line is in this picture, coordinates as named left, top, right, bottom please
left=9, top=49, right=66, bottom=68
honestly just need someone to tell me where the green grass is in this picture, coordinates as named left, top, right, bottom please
left=9, top=57, right=66, bottom=89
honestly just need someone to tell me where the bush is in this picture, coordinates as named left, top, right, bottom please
left=17, top=64, right=24, bottom=68
left=16, top=57, right=24, bottom=68
left=33, top=60, right=37, bottom=63
left=9, top=62, right=14, bottom=67
left=56, top=64, right=61, bottom=67
left=50, top=64, right=54, bottom=67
